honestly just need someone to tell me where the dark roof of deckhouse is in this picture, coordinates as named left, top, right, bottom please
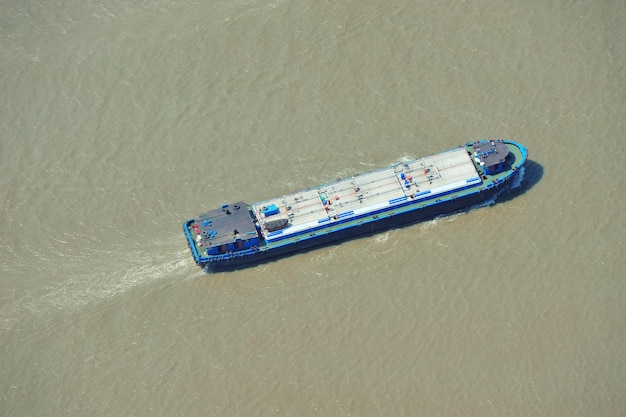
left=197, top=202, right=257, bottom=247
left=473, top=140, right=510, bottom=168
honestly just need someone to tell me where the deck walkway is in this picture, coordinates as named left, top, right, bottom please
left=252, top=147, right=480, bottom=240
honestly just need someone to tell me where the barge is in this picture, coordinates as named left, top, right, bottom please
left=184, top=139, right=528, bottom=270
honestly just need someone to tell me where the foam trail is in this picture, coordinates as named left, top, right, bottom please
left=1, top=245, right=200, bottom=333
left=42, top=248, right=194, bottom=311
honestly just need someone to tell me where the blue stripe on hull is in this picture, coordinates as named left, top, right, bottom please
left=201, top=181, right=509, bottom=271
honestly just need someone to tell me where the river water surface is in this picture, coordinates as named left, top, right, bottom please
left=1, top=1, right=625, bottom=416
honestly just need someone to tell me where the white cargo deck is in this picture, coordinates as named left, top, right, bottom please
left=252, top=147, right=481, bottom=241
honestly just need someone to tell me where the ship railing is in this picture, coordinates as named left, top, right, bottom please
left=183, top=220, right=202, bottom=262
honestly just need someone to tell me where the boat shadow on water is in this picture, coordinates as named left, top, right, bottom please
left=206, top=159, right=544, bottom=274
left=492, top=158, right=543, bottom=205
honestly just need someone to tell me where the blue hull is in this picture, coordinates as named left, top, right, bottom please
left=198, top=175, right=515, bottom=271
